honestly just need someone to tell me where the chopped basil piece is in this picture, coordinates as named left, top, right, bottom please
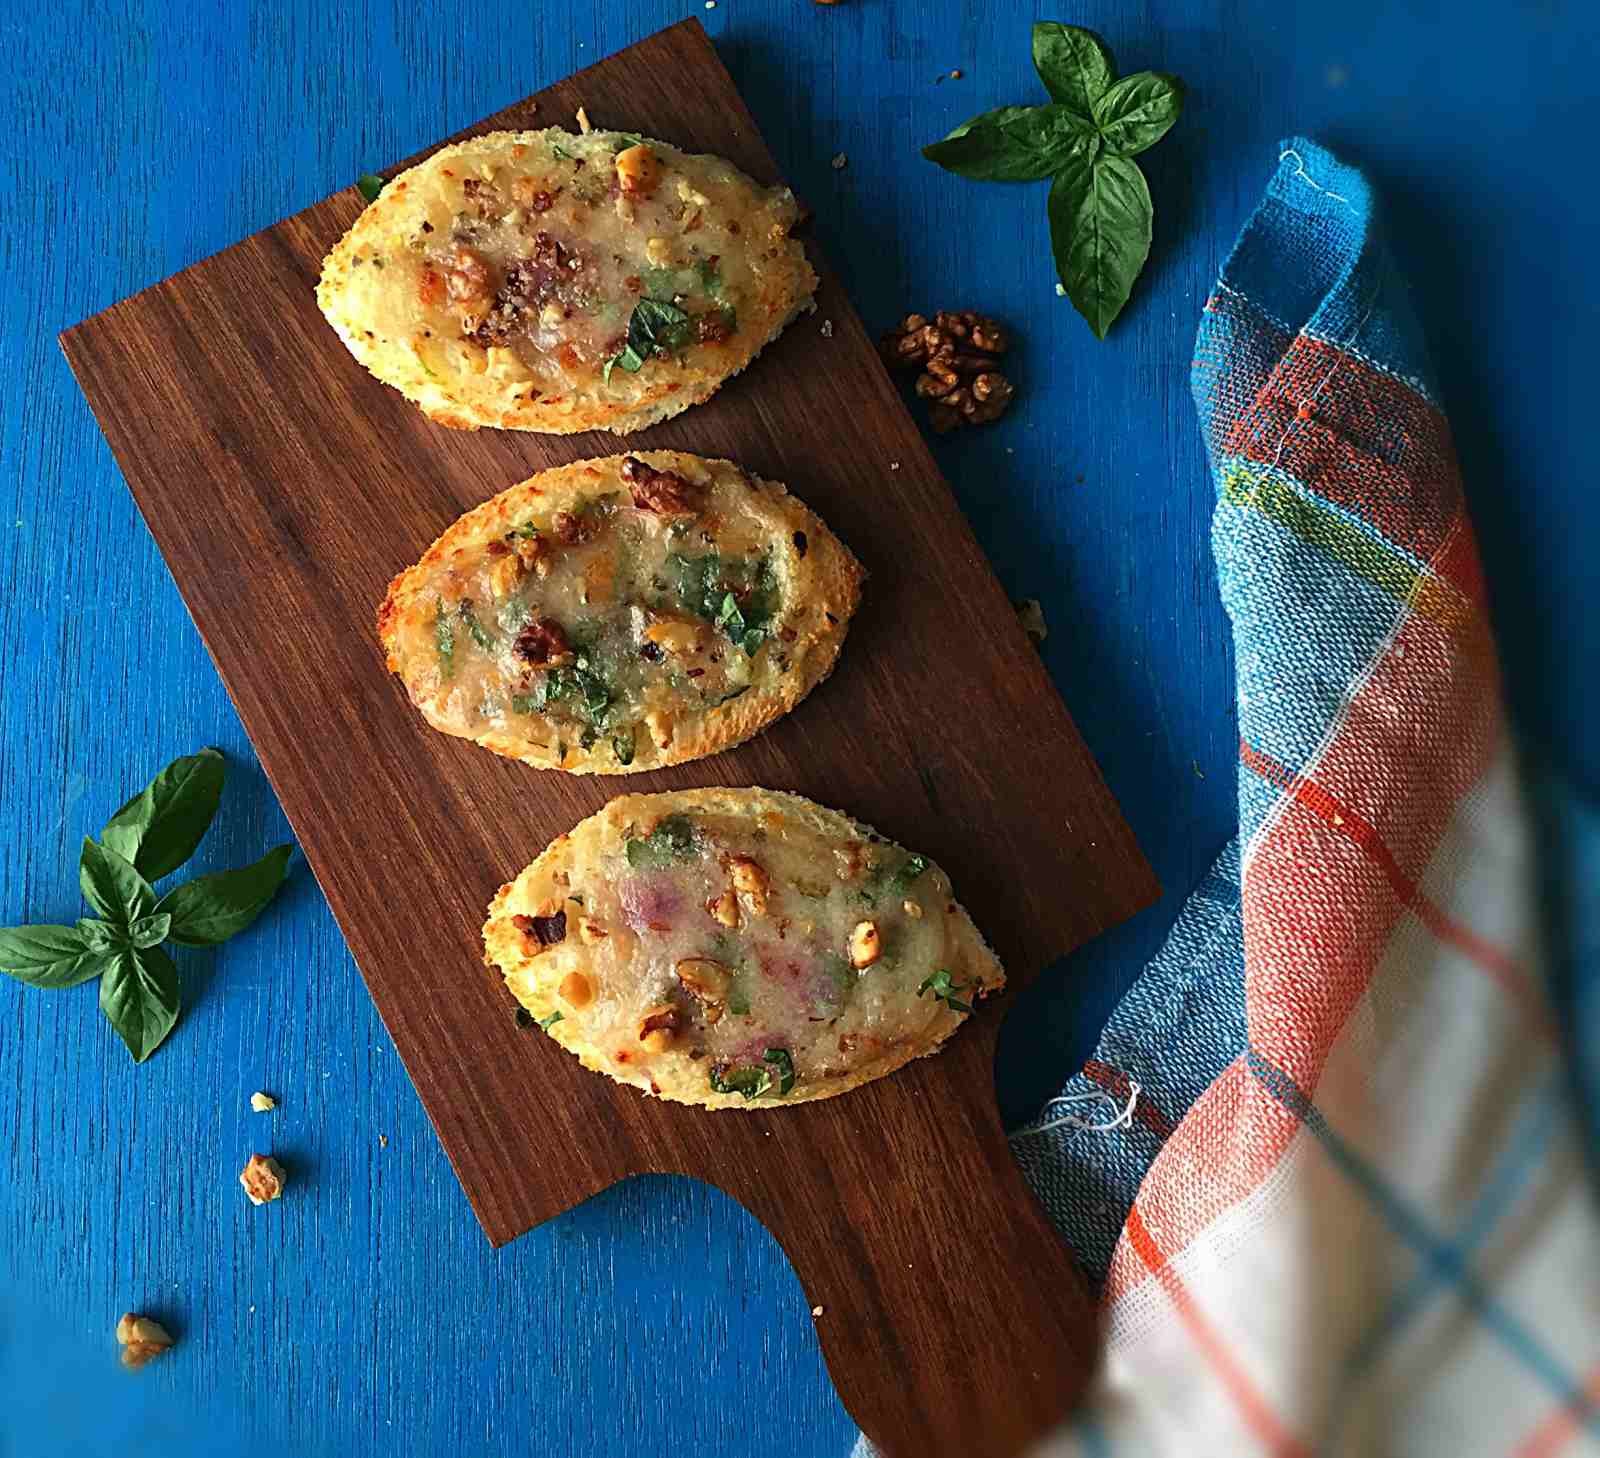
left=625, top=814, right=697, bottom=869
left=612, top=131, right=646, bottom=150
left=887, top=853, right=930, bottom=896
left=763, top=1047, right=796, bottom=1095
left=727, top=973, right=752, bottom=1017
left=538, top=1010, right=565, bottom=1031
left=435, top=600, right=456, bottom=674
left=917, top=968, right=974, bottom=1014
left=709, top=1062, right=773, bottom=1099
left=612, top=727, right=636, bottom=766
left=605, top=297, right=692, bottom=380
left=457, top=601, right=496, bottom=652
left=510, top=693, right=540, bottom=715
left=551, top=142, right=574, bottom=160
left=696, top=257, right=724, bottom=295
left=499, top=596, right=532, bottom=633
left=356, top=172, right=385, bottom=203
left=821, top=952, right=854, bottom=997
left=670, top=551, right=778, bottom=653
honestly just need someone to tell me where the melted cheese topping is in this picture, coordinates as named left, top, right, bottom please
left=485, top=791, right=1005, bottom=1107
left=336, top=130, right=808, bottom=409
left=382, top=455, right=857, bottom=772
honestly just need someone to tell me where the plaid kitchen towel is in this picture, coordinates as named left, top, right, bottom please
left=859, top=139, right=1599, bottom=1456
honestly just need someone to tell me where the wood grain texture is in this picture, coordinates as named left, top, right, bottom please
left=59, top=22, right=1152, bottom=1454
left=8, top=3, right=1588, bottom=1456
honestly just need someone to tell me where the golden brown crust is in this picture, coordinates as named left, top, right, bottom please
left=316, top=129, right=816, bottom=434
left=483, top=789, right=1006, bottom=1109
left=378, top=453, right=863, bottom=775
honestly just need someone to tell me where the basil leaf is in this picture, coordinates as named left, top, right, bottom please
left=356, top=172, right=385, bottom=203
left=99, top=945, right=181, bottom=1063
left=763, top=1047, right=796, bottom=1095
left=157, top=844, right=293, bottom=947
left=1031, top=22, right=1114, bottom=116
left=78, top=917, right=126, bottom=952
left=79, top=839, right=156, bottom=928
left=1093, top=72, right=1184, bottom=156
left=129, top=912, right=172, bottom=950
left=606, top=297, right=691, bottom=378
left=538, top=1010, right=564, bottom=1030
left=611, top=728, right=635, bottom=766
left=0, top=924, right=109, bottom=989
left=101, top=747, right=225, bottom=881
left=922, top=104, right=1096, bottom=182
left=1048, top=152, right=1152, bottom=340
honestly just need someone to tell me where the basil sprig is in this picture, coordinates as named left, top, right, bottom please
left=923, top=22, right=1183, bottom=338
left=0, top=749, right=293, bottom=1062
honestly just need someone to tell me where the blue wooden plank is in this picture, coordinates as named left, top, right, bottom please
left=2, top=2, right=1594, bottom=1455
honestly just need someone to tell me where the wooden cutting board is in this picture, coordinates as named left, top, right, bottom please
left=61, top=20, right=1156, bottom=1455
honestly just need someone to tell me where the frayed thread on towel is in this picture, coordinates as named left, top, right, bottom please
left=1010, top=1080, right=1142, bottom=1140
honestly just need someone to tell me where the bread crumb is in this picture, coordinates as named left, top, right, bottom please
left=820, top=319, right=834, bottom=338
left=576, top=106, right=592, bottom=135
left=830, top=153, right=848, bottom=170
left=239, top=1153, right=287, bottom=1206
left=889, top=461, right=901, bottom=471
left=116, top=1313, right=174, bottom=1369
left=705, top=1, right=716, bottom=7
left=1055, top=282, right=1067, bottom=296
left=949, top=69, right=963, bottom=80
left=249, top=1091, right=276, bottom=1113
left=378, top=1134, right=389, bottom=1148
left=811, top=1304, right=824, bottom=1318
left=1016, top=598, right=1048, bottom=644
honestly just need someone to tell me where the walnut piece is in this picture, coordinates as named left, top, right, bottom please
left=615, top=144, right=661, bottom=198
left=879, top=310, right=1015, bottom=432
left=116, top=1313, right=174, bottom=1369
left=849, top=920, right=882, bottom=969
left=249, top=1091, right=276, bottom=1113
left=621, top=456, right=702, bottom=515
left=728, top=856, right=771, bottom=915
left=239, top=1154, right=286, bottom=1206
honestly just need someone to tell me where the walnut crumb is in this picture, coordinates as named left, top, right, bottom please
left=249, top=1091, right=276, bottom=1113
left=1016, top=598, right=1048, bottom=644
left=239, top=1153, right=286, bottom=1206
left=820, top=318, right=834, bottom=338
left=116, top=1313, right=174, bottom=1369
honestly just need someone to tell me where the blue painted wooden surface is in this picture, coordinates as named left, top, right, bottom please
left=2, top=3, right=1594, bottom=1454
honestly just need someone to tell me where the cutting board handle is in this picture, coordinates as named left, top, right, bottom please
left=723, top=1043, right=1103, bottom=1457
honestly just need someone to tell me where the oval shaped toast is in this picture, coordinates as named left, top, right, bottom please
left=378, top=453, right=863, bottom=775
left=483, top=789, right=1004, bottom=1108
left=317, top=128, right=816, bottom=433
